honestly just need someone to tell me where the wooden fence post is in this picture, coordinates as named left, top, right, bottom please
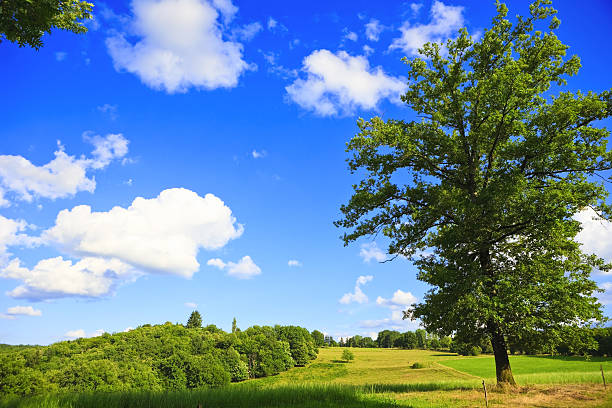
left=602, top=364, right=607, bottom=390
left=482, top=380, right=488, bottom=408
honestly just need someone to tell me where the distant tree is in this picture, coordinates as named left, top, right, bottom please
left=440, top=336, right=452, bottom=350
left=415, top=330, right=428, bottom=349
left=232, top=317, right=237, bottom=334
left=311, top=330, right=325, bottom=347
left=429, top=338, right=441, bottom=350
left=341, top=349, right=354, bottom=362
left=0, top=0, right=94, bottom=49
left=186, top=311, right=202, bottom=329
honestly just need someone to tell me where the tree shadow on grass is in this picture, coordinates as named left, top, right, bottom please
left=430, top=353, right=457, bottom=357
left=331, top=359, right=350, bottom=363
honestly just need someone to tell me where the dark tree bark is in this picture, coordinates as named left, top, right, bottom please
left=489, top=321, right=516, bottom=385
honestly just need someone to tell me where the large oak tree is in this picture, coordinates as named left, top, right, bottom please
left=336, top=0, right=612, bottom=385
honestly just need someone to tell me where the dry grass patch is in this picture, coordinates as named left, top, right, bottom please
left=393, top=384, right=610, bottom=407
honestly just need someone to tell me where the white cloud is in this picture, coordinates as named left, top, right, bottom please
left=65, top=329, right=86, bottom=339
left=362, top=45, right=374, bottom=56
left=97, top=104, right=118, bottom=120
left=55, top=52, right=67, bottom=61
left=286, top=50, right=406, bottom=116
left=0, top=305, right=43, bottom=319
left=210, top=0, right=237, bottom=23
left=360, top=289, right=420, bottom=330
left=365, top=19, right=383, bottom=41
left=207, top=255, right=261, bottom=279
left=65, top=328, right=105, bottom=339
left=184, top=302, right=198, bottom=308
left=43, top=188, right=244, bottom=278
left=1, top=257, right=134, bottom=300
left=344, top=30, right=358, bottom=42
left=233, top=22, right=262, bottom=41
left=252, top=149, right=267, bottom=159
left=389, top=1, right=465, bottom=56
left=6, top=306, right=42, bottom=316
left=85, top=133, right=130, bottom=169
left=575, top=207, right=612, bottom=265
left=266, top=17, right=287, bottom=32
left=288, top=259, right=302, bottom=267
left=359, top=242, right=387, bottom=263
left=359, top=309, right=420, bottom=330
left=267, top=17, right=277, bottom=29
left=123, top=326, right=134, bottom=332
left=410, top=3, right=423, bottom=15
left=339, top=275, right=373, bottom=304
left=0, top=215, right=39, bottom=262
left=376, top=289, right=417, bottom=309
left=0, top=134, right=128, bottom=206
left=106, top=0, right=251, bottom=93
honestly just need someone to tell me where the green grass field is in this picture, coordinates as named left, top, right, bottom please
left=3, top=348, right=612, bottom=408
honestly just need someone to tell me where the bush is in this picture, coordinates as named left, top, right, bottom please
left=469, top=346, right=482, bottom=356
left=411, top=362, right=426, bottom=369
left=341, top=349, right=354, bottom=362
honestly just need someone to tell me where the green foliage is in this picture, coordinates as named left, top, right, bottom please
left=336, top=0, right=612, bottom=384
left=186, top=310, right=203, bottom=329
left=0, top=0, right=93, bottom=49
left=341, top=349, right=354, bottom=362
left=0, top=322, right=318, bottom=397
left=411, top=362, right=426, bottom=369
left=311, top=330, right=325, bottom=347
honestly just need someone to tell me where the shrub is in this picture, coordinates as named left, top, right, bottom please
left=469, top=346, right=482, bottom=356
left=341, top=349, right=354, bottom=362
left=411, top=362, right=425, bottom=369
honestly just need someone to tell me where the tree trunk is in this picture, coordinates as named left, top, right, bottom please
left=489, top=322, right=516, bottom=386
left=479, top=245, right=516, bottom=386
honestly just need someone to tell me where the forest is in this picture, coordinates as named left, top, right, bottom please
left=0, top=314, right=318, bottom=397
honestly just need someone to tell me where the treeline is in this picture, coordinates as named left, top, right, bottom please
left=0, top=319, right=318, bottom=397
left=329, top=329, right=452, bottom=350
left=328, top=327, right=612, bottom=357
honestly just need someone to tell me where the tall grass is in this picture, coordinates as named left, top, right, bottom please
left=0, top=385, right=404, bottom=408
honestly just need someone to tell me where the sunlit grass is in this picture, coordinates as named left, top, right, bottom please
left=3, top=348, right=612, bottom=407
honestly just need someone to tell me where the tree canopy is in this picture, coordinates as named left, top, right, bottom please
left=0, top=0, right=93, bottom=49
left=336, top=0, right=612, bottom=385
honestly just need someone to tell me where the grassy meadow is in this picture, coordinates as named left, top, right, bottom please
left=3, top=348, right=612, bottom=407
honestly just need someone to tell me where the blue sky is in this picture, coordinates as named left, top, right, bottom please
left=1, top=0, right=611, bottom=345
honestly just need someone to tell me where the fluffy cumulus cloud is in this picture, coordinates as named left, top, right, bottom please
left=288, top=259, right=302, bottom=267
left=286, top=50, right=406, bottom=116
left=207, top=255, right=261, bottom=279
left=1, top=257, right=134, bottom=300
left=0, top=134, right=128, bottom=206
left=106, top=0, right=251, bottom=93
left=339, top=275, right=373, bottom=304
left=389, top=1, right=465, bottom=56
left=43, top=188, right=244, bottom=278
left=0, top=305, right=42, bottom=319
left=359, top=242, right=386, bottom=263
left=376, top=289, right=417, bottom=309
left=574, top=207, right=612, bottom=265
